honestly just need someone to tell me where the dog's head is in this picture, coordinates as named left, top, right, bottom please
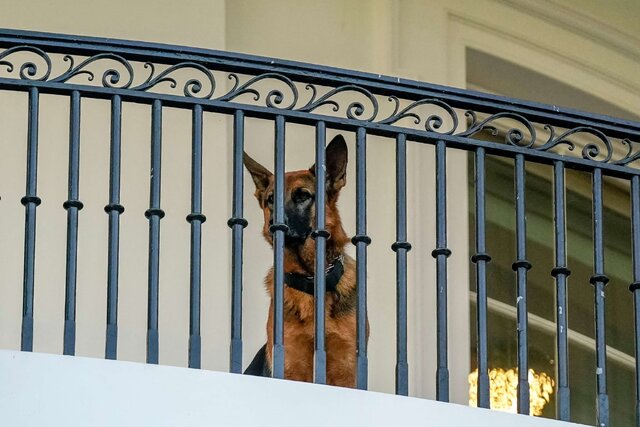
left=243, top=135, right=348, bottom=248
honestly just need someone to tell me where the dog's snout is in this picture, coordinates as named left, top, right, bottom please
left=267, top=202, right=312, bottom=244
left=281, top=209, right=311, bottom=244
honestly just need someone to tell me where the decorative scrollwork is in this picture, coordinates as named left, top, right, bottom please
left=0, top=46, right=52, bottom=81
left=613, top=139, right=640, bottom=166
left=217, top=72, right=299, bottom=109
left=51, top=53, right=135, bottom=88
left=578, top=130, right=613, bottom=163
left=0, top=42, right=637, bottom=169
left=534, top=125, right=576, bottom=152
left=299, top=84, right=379, bottom=122
left=535, top=126, right=613, bottom=162
left=133, top=62, right=216, bottom=98
left=380, top=96, right=458, bottom=134
left=460, top=111, right=537, bottom=148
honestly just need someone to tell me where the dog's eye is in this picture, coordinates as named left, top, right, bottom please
left=266, top=193, right=274, bottom=206
left=293, top=188, right=313, bottom=204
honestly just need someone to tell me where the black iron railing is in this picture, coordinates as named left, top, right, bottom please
left=1, top=29, right=639, bottom=427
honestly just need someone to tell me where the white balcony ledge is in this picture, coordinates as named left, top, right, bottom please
left=0, top=350, right=586, bottom=427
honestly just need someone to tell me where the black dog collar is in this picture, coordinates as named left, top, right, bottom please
left=284, top=256, right=344, bottom=296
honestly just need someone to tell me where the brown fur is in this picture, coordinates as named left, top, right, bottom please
left=244, top=136, right=366, bottom=387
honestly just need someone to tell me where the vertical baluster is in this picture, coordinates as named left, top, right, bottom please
left=392, top=133, right=411, bottom=396
left=105, top=95, right=124, bottom=360
left=187, top=104, right=205, bottom=369
left=432, top=140, right=451, bottom=401
left=471, top=147, right=490, bottom=408
left=552, top=160, right=571, bottom=420
left=352, top=127, right=370, bottom=390
left=21, top=86, right=41, bottom=352
left=513, top=154, right=531, bottom=415
left=271, top=115, right=286, bottom=378
left=146, top=99, right=164, bottom=364
left=591, top=167, right=609, bottom=427
left=63, top=90, right=83, bottom=356
left=228, top=110, right=247, bottom=374
left=312, top=121, right=328, bottom=384
left=630, top=175, right=640, bottom=427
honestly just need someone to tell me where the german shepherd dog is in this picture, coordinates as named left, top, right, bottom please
left=242, top=135, right=363, bottom=387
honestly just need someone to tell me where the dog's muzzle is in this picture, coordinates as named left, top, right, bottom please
left=285, top=226, right=312, bottom=244
left=269, top=216, right=312, bottom=245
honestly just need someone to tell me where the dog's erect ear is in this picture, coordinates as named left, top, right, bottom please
left=310, top=134, right=348, bottom=193
left=326, top=135, right=348, bottom=191
left=243, top=152, right=272, bottom=198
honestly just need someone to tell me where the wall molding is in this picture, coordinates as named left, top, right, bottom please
left=448, top=12, right=639, bottom=96
left=494, top=0, right=640, bottom=62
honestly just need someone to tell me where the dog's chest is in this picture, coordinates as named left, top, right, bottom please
left=280, top=311, right=356, bottom=385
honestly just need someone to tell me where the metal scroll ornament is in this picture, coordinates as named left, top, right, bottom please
left=0, top=45, right=637, bottom=166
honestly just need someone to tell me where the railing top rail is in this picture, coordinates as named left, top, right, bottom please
left=0, top=28, right=638, bottom=140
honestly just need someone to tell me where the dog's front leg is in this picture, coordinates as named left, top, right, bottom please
left=266, top=307, right=315, bottom=383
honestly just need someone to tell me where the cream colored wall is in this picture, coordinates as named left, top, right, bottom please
left=0, top=0, right=227, bottom=48
left=0, top=0, right=231, bottom=372
left=0, top=0, right=637, bottom=406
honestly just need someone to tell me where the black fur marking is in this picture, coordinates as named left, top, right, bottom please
left=244, top=343, right=271, bottom=377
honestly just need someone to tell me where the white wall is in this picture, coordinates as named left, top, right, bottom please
left=0, top=350, right=588, bottom=427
